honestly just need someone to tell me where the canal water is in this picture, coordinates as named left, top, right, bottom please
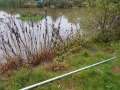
left=0, top=8, right=87, bottom=63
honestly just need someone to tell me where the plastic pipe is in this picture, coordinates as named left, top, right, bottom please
left=20, top=57, right=116, bottom=90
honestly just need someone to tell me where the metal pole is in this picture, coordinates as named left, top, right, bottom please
left=20, top=57, right=116, bottom=90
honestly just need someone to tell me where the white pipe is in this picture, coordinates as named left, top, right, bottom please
left=20, top=57, right=116, bottom=90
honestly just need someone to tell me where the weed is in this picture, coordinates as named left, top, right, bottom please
left=0, top=86, right=5, bottom=90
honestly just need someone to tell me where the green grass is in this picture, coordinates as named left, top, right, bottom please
left=0, top=42, right=120, bottom=90
left=17, top=12, right=43, bottom=21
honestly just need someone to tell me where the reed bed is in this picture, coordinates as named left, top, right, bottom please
left=0, top=7, right=82, bottom=73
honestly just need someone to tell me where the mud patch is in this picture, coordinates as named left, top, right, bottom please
left=103, top=47, right=115, bottom=54
left=113, top=66, right=120, bottom=75
left=83, top=46, right=98, bottom=52
left=0, top=75, right=9, bottom=82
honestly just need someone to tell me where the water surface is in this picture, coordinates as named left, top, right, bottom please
left=0, top=8, right=85, bottom=63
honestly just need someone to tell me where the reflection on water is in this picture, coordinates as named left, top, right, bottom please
left=0, top=9, right=81, bottom=64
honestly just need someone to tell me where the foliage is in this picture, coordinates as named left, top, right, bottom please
left=83, top=0, right=120, bottom=43
left=94, top=25, right=120, bottom=43
left=0, top=0, right=24, bottom=8
left=41, top=0, right=85, bottom=8
left=41, top=0, right=68, bottom=8
left=0, top=0, right=37, bottom=8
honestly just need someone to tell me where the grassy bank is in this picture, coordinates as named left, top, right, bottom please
left=0, top=41, right=120, bottom=90
left=0, top=1, right=119, bottom=89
